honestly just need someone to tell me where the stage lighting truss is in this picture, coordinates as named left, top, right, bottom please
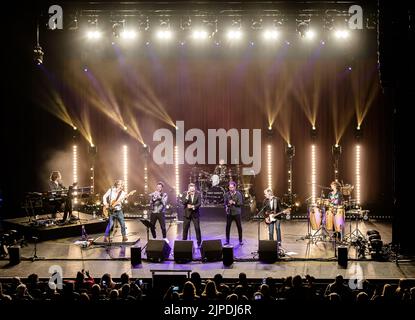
left=66, top=4, right=378, bottom=46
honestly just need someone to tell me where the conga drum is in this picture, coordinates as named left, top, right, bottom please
left=334, top=206, right=345, bottom=233
left=325, top=208, right=334, bottom=231
left=309, top=206, right=321, bottom=230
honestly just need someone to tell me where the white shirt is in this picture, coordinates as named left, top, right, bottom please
left=103, top=187, right=127, bottom=211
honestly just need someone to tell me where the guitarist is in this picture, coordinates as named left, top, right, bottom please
left=263, top=188, right=283, bottom=244
left=103, top=180, right=128, bottom=242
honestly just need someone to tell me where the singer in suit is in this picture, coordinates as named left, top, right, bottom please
left=263, top=188, right=283, bottom=243
left=181, top=183, right=202, bottom=247
left=48, top=171, right=74, bottom=222
left=224, top=181, right=244, bottom=245
left=149, top=182, right=168, bottom=241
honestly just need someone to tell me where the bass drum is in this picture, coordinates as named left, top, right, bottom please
left=204, top=186, right=225, bottom=204
left=309, top=206, right=321, bottom=230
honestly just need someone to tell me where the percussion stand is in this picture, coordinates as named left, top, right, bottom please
left=297, top=206, right=312, bottom=241
left=343, top=209, right=366, bottom=243
left=309, top=207, right=332, bottom=245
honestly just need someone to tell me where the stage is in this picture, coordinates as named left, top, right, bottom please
left=2, top=213, right=411, bottom=281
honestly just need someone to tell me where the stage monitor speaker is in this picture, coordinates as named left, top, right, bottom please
left=174, top=240, right=193, bottom=263
left=222, top=246, right=234, bottom=266
left=130, top=246, right=142, bottom=266
left=258, top=240, right=279, bottom=263
left=8, top=245, right=21, bottom=265
left=146, top=240, right=171, bottom=262
left=337, top=245, right=348, bottom=267
left=201, top=239, right=222, bottom=262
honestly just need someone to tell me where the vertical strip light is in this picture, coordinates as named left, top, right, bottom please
left=267, top=144, right=272, bottom=189
left=311, top=144, right=317, bottom=204
left=144, top=156, right=148, bottom=194
left=356, top=144, right=361, bottom=205
left=73, top=145, right=78, bottom=184
left=123, top=145, right=128, bottom=193
left=174, top=145, right=180, bottom=195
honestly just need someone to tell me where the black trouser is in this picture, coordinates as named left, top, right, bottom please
left=61, top=197, right=73, bottom=222
left=182, top=215, right=202, bottom=246
left=226, top=214, right=243, bottom=242
left=150, top=211, right=166, bottom=238
left=51, top=198, right=72, bottom=221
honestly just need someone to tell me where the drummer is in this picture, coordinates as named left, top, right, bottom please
left=214, top=159, right=227, bottom=180
left=328, top=181, right=343, bottom=240
left=328, top=181, right=343, bottom=206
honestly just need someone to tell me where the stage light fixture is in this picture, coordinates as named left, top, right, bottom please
left=156, top=29, right=173, bottom=40
left=267, top=144, right=272, bottom=189
left=112, top=22, right=123, bottom=38
left=266, top=125, right=274, bottom=137
left=175, top=145, right=180, bottom=196
left=33, top=22, right=44, bottom=65
left=72, top=145, right=78, bottom=184
left=227, top=29, right=243, bottom=40
left=332, top=144, right=342, bottom=156
left=121, top=29, right=138, bottom=40
left=33, top=45, right=44, bottom=65
left=356, top=145, right=361, bottom=205
left=251, top=17, right=263, bottom=30
left=305, top=29, right=316, bottom=40
left=355, top=125, right=363, bottom=139
left=334, top=29, right=350, bottom=39
left=156, top=20, right=173, bottom=40
left=262, top=29, right=280, bottom=41
left=86, top=30, right=102, bottom=40
left=310, top=126, right=317, bottom=139
left=191, top=29, right=208, bottom=40
left=123, top=145, right=128, bottom=193
left=311, top=144, right=317, bottom=204
left=285, top=143, right=295, bottom=158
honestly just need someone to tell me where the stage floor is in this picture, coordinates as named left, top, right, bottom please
left=1, top=215, right=414, bottom=280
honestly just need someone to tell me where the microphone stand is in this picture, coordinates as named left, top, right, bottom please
left=251, top=203, right=267, bottom=257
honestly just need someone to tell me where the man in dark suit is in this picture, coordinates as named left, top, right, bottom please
left=224, top=181, right=244, bottom=245
left=181, top=183, right=202, bottom=247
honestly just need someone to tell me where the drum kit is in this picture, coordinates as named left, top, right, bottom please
left=191, top=166, right=253, bottom=205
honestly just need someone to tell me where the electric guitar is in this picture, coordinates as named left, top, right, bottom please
left=264, top=208, right=291, bottom=224
left=102, top=189, right=136, bottom=217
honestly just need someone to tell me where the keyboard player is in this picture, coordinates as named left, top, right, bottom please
left=48, top=171, right=75, bottom=222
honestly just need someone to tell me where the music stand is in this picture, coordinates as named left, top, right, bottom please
left=250, top=205, right=266, bottom=258
left=139, top=218, right=152, bottom=250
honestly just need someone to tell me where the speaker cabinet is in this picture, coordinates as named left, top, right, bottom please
left=337, top=245, right=348, bottom=267
left=8, top=245, right=21, bottom=265
left=146, top=240, right=171, bottom=262
left=130, top=246, right=142, bottom=266
left=174, top=240, right=193, bottom=263
left=222, top=246, right=234, bottom=266
left=258, top=240, right=279, bottom=263
left=201, top=239, right=223, bottom=262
